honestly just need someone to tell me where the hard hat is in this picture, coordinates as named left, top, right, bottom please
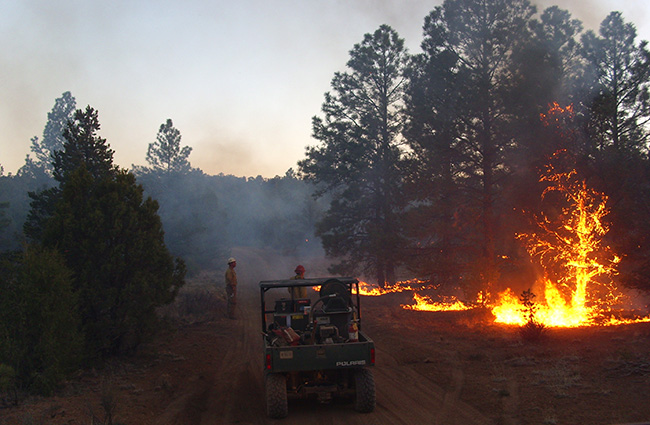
left=228, top=257, right=236, bottom=264
left=295, top=265, right=305, bottom=273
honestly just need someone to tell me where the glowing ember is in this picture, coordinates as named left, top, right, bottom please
left=402, top=293, right=472, bottom=312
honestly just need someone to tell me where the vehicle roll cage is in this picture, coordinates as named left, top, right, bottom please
left=259, top=277, right=361, bottom=334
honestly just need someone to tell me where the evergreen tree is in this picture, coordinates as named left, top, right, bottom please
left=581, top=12, right=650, bottom=156
left=22, top=92, right=76, bottom=176
left=300, top=25, right=408, bottom=285
left=27, top=105, right=185, bottom=358
left=0, top=246, right=82, bottom=395
left=53, top=106, right=116, bottom=182
left=145, top=119, right=193, bottom=174
left=416, top=0, right=536, bottom=298
left=24, top=106, right=114, bottom=241
left=402, top=10, right=466, bottom=286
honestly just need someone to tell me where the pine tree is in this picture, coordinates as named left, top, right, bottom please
left=23, top=91, right=77, bottom=176
left=27, top=105, right=185, bottom=358
left=145, top=119, right=193, bottom=174
left=300, top=25, right=408, bottom=285
left=581, top=12, right=650, bottom=155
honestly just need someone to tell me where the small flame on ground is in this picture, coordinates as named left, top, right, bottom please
left=356, top=280, right=472, bottom=312
left=354, top=279, right=436, bottom=296
left=402, top=293, right=472, bottom=312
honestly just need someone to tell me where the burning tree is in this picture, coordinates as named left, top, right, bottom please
left=493, top=151, right=623, bottom=327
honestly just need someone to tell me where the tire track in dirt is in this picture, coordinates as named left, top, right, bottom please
left=160, top=273, right=495, bottom=425
left=197, top=282, right=266, bottom=425
left=371, top=348, right=493, bottom=425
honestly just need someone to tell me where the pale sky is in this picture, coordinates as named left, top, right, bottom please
left=2, top=0, right=649, bottom=177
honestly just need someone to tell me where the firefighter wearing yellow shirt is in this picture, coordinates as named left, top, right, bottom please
left=225, top=257, right=237, bottom=319
left=288, top=265, right=307, bottom=299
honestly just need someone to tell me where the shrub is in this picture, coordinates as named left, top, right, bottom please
left=518, top=289, right=546, bottom=342
left=0, top=246, right=82, bottom=395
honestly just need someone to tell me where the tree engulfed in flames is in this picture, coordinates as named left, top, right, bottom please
left=493, top=158, right=627, bottom=327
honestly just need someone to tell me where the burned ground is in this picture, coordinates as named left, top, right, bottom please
left=2, top=278, right=649, bottom=425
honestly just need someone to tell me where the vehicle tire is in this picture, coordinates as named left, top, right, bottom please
left=354, top=368, right=376, bottom=413
left=266, top=373, right=288, bottom=419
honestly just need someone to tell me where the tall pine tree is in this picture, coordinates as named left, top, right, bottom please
left=300, top=25, right=408, bottom=285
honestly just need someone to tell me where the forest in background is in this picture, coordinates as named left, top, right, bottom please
left=3, top=0, right=650, bottom=397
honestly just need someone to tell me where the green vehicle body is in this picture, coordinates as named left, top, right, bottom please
left=260, top=277, right=376, bottom=418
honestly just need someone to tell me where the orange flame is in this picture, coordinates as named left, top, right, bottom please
left=354, top=279, right=436, bottom=296
left=492, top=154, right=648, bottom=327
left=402, top=293, right=472, bottom=312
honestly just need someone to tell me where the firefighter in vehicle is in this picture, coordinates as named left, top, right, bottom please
left=288, top=265, right=307, bottom=299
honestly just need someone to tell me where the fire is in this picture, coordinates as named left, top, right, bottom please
left=355, top=280, right=474, bottom=312
left=369, top=152, right=650, bottom=326
left=402, top=293, right=472, bottom=312
left=493, top=154, right=648, bottom=327
left=354, top=279, right=435, bottom=296
left=354, top=103, right=650, bottom=327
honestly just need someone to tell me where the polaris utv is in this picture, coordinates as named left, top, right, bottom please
left=259, top=277, right=376, bottom=419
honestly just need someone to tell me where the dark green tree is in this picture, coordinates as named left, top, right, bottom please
left=581, top=12, right=650, bottom=155
left=402, top=11, right=466, bottom=287
left=145, top=119, right=193, bottom=174
left=416, top=0, right=536, bottom=298
left=578, top=13, right=650, bottom=293
left=53, top=106, right=116, bottom=182
left=24, top=106, right=115, bottom=242
left=510, top=6, right=584, bottom=116
left=299, top=25, right=408, bottom=286
left=27, top=106, right=185, bottom=359
left=0, top=246, right=82, bottom=395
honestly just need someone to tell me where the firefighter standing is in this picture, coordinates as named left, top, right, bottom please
left=225, top=257, right=238, bottom=319
left=288, top=265, right=307, bottom=299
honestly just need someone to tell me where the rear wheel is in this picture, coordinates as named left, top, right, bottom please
left=354, top=368, right=376, bottom=413
left=266, top=373, right=288, bottom=418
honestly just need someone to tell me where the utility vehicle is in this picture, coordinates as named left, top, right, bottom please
left=259, top=277, right=376, bottom=419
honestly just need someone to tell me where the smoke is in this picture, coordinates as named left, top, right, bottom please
left=228, top=245, right=332, bottom=289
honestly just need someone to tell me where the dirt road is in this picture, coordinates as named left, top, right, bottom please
left=153, top=278, right=494, bottom=425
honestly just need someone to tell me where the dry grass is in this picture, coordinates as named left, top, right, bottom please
left=534, top=356, right=582, bottom=398
left=158, top=271, right=225, bottom=324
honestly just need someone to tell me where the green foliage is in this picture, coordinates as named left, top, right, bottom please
left=53, top=106, right=116, bottom=183
left=25, top=105, right=185, bottom=361
left=43, top=166, right=185, bottom=358
left=145, top=118, right=193, bottom=174
left=0, top=246, right=82, bottom=395
left=581, top=12, right=650, bottom=154
left=300, top=24, right=408, bottom=285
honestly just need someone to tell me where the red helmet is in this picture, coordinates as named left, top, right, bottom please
left=295, top=265, right=305, bottom=274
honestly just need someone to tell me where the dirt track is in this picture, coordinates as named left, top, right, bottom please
left=151, top=279, right=493, bottom=425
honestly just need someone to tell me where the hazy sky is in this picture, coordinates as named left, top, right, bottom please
left=2, top=0, right=649, bottom=178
